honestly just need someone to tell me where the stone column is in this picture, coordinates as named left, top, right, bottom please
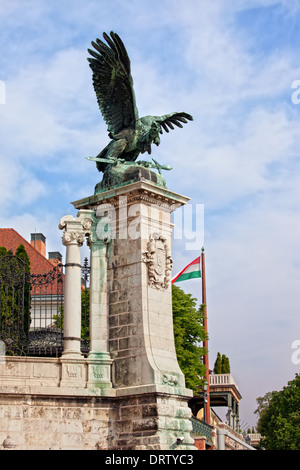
left=58, top=211, right=93, bottom=386
left=236, top=402, right=240, bottom=433
left=227, top=394, right=233, bottom=428
left=61, top=230, right=84, bottom=357
left=86, top=220, right=112, bottom=389
left=217, top=428, right=226, bottom=450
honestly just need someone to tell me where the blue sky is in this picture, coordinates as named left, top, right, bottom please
left=1, top=0, right=300, bottom=429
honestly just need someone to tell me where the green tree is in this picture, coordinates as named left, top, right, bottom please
left=0, top=247, right=9, bottom=326
left=172, top=284, right=207, bottom=392
left=213, top=352, right=222, bottom=374
left=0, top=245, right=31, bottom=354
left=255, top=374, right=300, bottom=450
left=255, top=391, right=274, bottom=417
left=0, top=245, right=30, bottom=323
left=0, top=247, right=8, bottom=258
left=221, top=354, right=230, bottom=373
left=81, top=287, right=90, bottom=341
left=213, top=352, right=230, bottom=373
left=214, top=352, right=222, bottom=374
left=15, top=244, right=31, bottom=336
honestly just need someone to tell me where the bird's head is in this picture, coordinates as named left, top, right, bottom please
left=150, top=121, right=161, bottom=146
left=137, top=117, right=161, bottom=153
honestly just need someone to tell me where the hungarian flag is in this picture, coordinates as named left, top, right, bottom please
left=171, top=256, right=201, bottom=283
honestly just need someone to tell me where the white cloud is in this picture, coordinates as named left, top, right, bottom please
left=1, top=46, right=97, bottom=155
left=0, top=44, right=106, bottom=213
left=0, top=157, right=47, bottom=208
left=0, top=211, right=62, bottom=253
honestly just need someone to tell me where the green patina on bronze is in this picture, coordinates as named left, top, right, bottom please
left=93, top=159, right=168, bottom=194
left=86, top=31, right=193, bottom=190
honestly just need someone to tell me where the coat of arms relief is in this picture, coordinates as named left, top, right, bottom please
left=142, top=233, right=173, bottom=290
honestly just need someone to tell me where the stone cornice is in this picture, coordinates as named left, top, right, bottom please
left=71, top=181, right=190, bottom=211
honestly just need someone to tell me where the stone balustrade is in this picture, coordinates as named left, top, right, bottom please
left=209, top=373, right=239, bottom=389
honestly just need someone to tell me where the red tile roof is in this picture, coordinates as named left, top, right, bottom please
left=0, top=228, right=56, bottom=275
left=0, top=229, right=64, bottom=296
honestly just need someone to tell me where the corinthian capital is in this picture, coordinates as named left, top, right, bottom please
left=62, top=231, right=85, bottom=247
left=59, top=210, right=95, bottom=247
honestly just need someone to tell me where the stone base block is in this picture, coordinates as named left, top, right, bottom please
left=60, top=358, right=87, bottom=388
left=110, top=386, right=196, bottom=450
left=86, top=353, right=113, bottom=389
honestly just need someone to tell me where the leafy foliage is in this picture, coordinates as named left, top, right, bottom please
left=255, top=374, right=300, bottom=450
left=0, top=247, right=8, bottom=258
left=222, top=354, right=230, bottom=373
left=172, top=284, right=207, bottom=392
left=15, top=244, right=31, bottom=335
left=213, top=352, right=222, bottom=373
left=0, top=245, right=31, bottom=354
left=81, top=288, right=90, bottom=340
left=213, top=352, right=231, bottom=373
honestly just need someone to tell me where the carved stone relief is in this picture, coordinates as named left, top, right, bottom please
left=59, top=211, right=95, bottom=247
left=162, top=373, right=179, bottom=386
left=142, top=233, right=173, bottom=290
left=66, top=364, right=82, bottom=378
left=62, top=231, right=86, bottom=247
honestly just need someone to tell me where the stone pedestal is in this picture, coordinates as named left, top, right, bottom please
left=71, top=177, right=196, bottom=450
left=72, top=180, right=189, bottom=390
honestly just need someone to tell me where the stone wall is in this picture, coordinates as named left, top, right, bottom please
left=0, top=357, right=195, bottom=450
left=0, top=391, right=195, bottom=450
left=0, top=393, right=112, bottom=450
left=0, top=356, right=113, bottom=450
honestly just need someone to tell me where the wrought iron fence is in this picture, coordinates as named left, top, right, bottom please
left=0, top=252, right=31, bottom=356
left=0, top=252, right=90, bottom=357
left=29, top=265, right=64, bottom=357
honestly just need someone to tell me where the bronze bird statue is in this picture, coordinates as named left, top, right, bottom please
left=87, top=31, right=193, bottom=172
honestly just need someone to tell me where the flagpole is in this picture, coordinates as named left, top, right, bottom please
left=201, top=247, right=211, bottom=424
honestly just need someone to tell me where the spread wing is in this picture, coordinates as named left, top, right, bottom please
left=87, top=32, right=139, bottom=136
left=155, top=112, right=193, bottom=134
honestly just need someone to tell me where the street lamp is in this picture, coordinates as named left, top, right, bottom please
left=203, top=380, right=209, bottom=423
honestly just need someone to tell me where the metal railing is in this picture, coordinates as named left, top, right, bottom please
left=0, top=252, right=90, bottom=357
left=191, top=416, right=214, bottom=446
